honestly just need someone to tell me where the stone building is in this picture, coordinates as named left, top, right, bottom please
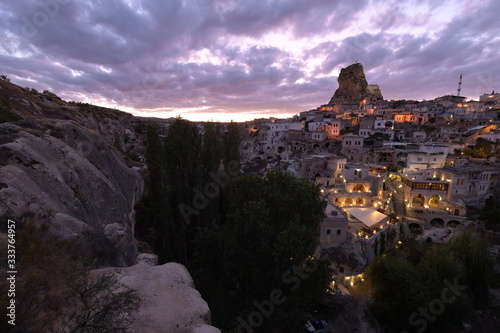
left=320, top=203, right=349, bottom=247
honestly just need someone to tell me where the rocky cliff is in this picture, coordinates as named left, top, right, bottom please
left=328, top=63, right=382, bottom=105
left=0, top=80, right=147, bottom=266
left=0, top=79, right=222, bottom=331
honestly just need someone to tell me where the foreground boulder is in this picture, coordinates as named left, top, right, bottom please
left=97, top=255, right=221, bottom=333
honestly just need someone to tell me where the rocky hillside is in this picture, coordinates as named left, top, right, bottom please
left=0, top=79, right=152, bottom=266
left=0, top=79, right=221, bottom=331
left=328, top=63, right=382, bottom=105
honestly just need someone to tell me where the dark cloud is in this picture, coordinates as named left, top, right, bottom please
left=0, top=0, right=499, bottom=120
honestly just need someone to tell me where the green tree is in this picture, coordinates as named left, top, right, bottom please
left=367, top=232, right=493, bottom=332
left=223, top=121, right=241, bottom=166
left=480, top=196, right=500, bottom=231
left=460, top=138, right=498, bottom=158
left=0, top=220, right=140, bottom=333
left=447, top=231, right=494, bottom=304
left=134, top=124, right=169, bottom=260
left=137, top=119, right=239, bottom=264
left=164, top=118, right=203, bottom=264
left=193, top=170, right=331, bottom=331
left=202, top=122, right=222, bottom=176
left=0, top=98, right=22, bottom=123
left=61, top=266, right=140, bottom=333
left=200, top=122, right=223, bottom=228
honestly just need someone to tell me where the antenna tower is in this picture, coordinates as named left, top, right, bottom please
left=457, top=73, right=462, bottom=96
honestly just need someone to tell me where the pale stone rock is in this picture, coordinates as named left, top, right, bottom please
left=97, top=260, right=221, bottom=333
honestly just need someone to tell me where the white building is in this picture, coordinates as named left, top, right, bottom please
left=320, top=203, right=349, bottom=246
left=479, top=91, right=500, bottom=104
left=405, top=152, right=447, bottom=171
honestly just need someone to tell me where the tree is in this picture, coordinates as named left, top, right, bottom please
left=223, top=121, right=241, bottom=166
left=0, top=75, right=10, bottom=82
left=447, top=231, right=494, bottom=304
left=460, top=138, right=498, bottom=158
left=60, top=266, right=140, bottom=333
left=193, top=170, right=331, bottom=331
left=200, top=122, right=223, bottom=228
left=163, top=118, right=203, bottom=264
left=367, top=232, right=493, bottom=332
left=480, top=196, right=500, bottom=231
left=202, top=122, right=222, bottom=176
left=0, top=98, right=22, bottom=123
left=137, top=119, right=238, bottom=264
left=0, top=220, right=140, bottom=333
left=135, top=124, right=169, bottom=260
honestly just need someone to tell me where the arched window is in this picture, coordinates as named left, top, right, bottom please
left=412, top=194, right=425, bottom=207
left=428, top=195, right=441, bottom=207
left=352, top=184, right=366, bottom=192
left=356, top=197, right=366, bottom=205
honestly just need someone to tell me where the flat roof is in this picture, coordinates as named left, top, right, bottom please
left=342, top=207, right=387, bottom=228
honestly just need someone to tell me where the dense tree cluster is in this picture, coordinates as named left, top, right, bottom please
left=135, top=118, right=241, bottom=264
left=456, top=138, right=499, bottom=158
left=192, top=171, right=332, bottom=331
left=367, top=232, right=494, bottom=332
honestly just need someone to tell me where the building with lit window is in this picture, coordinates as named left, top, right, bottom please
left=479, top=91, right=500, bottom=104
left=329, top=163, right=385, bottom=210
left=398, top=162, right=498, bottom=226
left=320, top=203, right=348, bottom=246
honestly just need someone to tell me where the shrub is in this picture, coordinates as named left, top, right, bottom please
left=0, top=75, right=11, bottom=82
left=0, top=98, right=22, bottom=123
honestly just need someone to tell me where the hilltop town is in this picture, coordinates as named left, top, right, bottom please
left=239, top=62, right=500, bottom=276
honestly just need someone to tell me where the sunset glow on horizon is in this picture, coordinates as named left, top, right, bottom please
left=1, top=0, right=499, bottom=122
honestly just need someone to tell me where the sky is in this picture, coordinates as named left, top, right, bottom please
left=0, top=0, right=499, bottom=122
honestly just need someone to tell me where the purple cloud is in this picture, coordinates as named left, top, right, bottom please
left=0, top=0, right=498, bottom=121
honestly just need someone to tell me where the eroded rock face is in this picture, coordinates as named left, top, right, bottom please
left=98, top=255, right=221, bottom=333
left=328, top=63, right=382, bottom=105
left=0, top=120, right=143, bottom=266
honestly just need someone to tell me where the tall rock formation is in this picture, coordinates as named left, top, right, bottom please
left=328, top=63, right=383, bottom=105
